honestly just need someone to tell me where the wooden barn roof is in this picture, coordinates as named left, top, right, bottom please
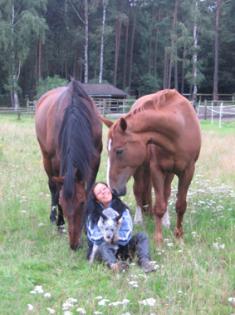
left=82, top=83, right=127, bottom=98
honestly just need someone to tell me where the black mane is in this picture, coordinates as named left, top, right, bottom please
left=59, top=80, right=100, bottom=200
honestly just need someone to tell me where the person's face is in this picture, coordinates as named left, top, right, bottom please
left=93, top=183, right=112, bottom=206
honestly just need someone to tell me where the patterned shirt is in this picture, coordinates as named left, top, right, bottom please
left=86, top=201, right=133, bottom=246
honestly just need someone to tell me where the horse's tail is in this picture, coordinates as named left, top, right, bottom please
left=59, top=80, right=98, bottom=200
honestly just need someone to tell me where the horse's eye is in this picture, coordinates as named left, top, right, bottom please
left=116, top=148, right=123, bottom=156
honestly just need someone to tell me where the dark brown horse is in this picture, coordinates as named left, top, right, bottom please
left=103, top=89, right=201, bottom=245
left=35, top=80, right=102, bottom=249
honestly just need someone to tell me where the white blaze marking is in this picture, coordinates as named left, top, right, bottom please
left=134, top=205, right=143, bottom=224
left=107, top=139, right=112, bottom=186
left=162, top=209, right=171, bottom=228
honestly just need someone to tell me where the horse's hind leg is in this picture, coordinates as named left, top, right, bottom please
left=175, top=163, right=195, bottom=239
left=162, top=173, right=174, bottom=228
left=48, top=178, right=59, bottom=223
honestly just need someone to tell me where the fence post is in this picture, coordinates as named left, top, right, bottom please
left=211, top=101, right=214, bottom=124
left=219, top=102, right=223, bottom=128
left=204, top=100, right=208, bottom=120
left=17, top=108, right=21, bottom=120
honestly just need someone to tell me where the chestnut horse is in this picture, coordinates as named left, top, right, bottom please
left=103, top=89, right=201, bottom=245
left=35, top=80, right=102, bottom=249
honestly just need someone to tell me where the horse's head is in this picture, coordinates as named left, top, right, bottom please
left=104, top=117, right=147, bottom=196
left=54, top=177, right=86, bottom=250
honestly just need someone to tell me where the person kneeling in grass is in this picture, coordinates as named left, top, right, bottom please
left=86, top=182, right=156, bottom=273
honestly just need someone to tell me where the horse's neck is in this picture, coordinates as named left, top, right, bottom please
left=128, top=110, right=179, bottom=134
left=127, top=110, right=178, bottom=153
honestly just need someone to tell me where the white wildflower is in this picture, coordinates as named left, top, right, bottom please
left=76, top=307, right=86, bottom=314
left=33, top=285, right=44, bottom=294
left=47, top=307, right=55, bottom=314
left=213, top=242, right=225, bottom=250
left=93, top=312, right=103, bottom=315
left=64, top=311, right=73, bottom=315
left=30, top=290, right=36, bottom=294
left=95, top=296, right=103, bottom=300
left=67, top=298, right=78, bottom=304
left=228, top=297, right=235, bottom=306
left=128, top=280, right=139, bottom=288
left=139, top=298, right=156, bottom=306
left=62, top=297, right=78, bottom=310
left=109, top=301, right=121, bottom=306
left=98, top=299, right=109, bottom=306
left=27, top=304, right=34, bottom=311
left=44, top=292, right=51, bottom=298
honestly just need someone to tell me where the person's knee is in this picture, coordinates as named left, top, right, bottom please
left=136, top=231, right=148, bottom=242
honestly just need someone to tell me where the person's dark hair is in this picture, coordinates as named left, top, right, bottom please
left=86, top=181, right=129, bottom=226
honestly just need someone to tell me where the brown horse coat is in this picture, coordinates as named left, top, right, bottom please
left=103, top=89, right=201, bottom=245
left=35, top=80, right=102, bottom=249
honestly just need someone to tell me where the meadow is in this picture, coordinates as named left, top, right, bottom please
left=0, top=115, right=235, bottom=315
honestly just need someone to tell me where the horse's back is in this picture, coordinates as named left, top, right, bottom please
left=131, top=89, right=201, bottom=152
left=35, top=86, right=69, bottom=158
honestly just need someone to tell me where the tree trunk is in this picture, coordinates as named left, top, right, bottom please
left=163, top=47, right=170, bottom=89
left=168, top=0, right=179, bottom=89
left=153, top=17, right=159, bottom=78
left=84, top=0, right=89, bottom=83
left=38, top=39, right=42, bottom=81
left=122, top=18, right=129, bottom=89
left=192, top=0, right=198, bottom=108
left=128, top=7, right=137, bottom=91
left=99, top=0, right=107, bottom=84
left=113, top=16, right=122, bottom=86
left=181, top=43, right=186, bottom=93
left=213, top=0, right=221, bottom=101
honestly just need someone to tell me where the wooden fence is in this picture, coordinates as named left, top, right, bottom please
left=1, top=99, right=235, bottom=126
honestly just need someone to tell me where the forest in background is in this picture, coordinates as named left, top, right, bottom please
left=0, top=0, right=234, bottom=108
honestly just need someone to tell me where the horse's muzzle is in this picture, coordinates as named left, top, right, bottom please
left=112, top=186, right=126, bottom=197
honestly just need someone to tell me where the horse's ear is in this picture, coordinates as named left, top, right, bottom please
left=119, top=118, right=127, bottom=132
left=115, top=214, right=123, bottom=225
left=52, top=176, right=64, bottom=184
left=100, top=115, right=113, bottom=128
left=100, top=212, right=108, bottom=221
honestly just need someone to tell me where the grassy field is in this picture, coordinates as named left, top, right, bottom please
left=0, top=115, right=235, bottom=315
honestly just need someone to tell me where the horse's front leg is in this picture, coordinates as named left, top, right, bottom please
left=175, top=163, right=195, bottom=239
left=48, top=178, right=59, bottom=223
left=48, top=177, right=65, bottom=229
left=133, top=164, right=152, bottom=224
left=150, top=165, right=167, bottom=246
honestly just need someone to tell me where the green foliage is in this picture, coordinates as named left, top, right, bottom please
left=35, top=76, right=68, bottom=99
left=0, top=0, right=235, bottom=98
left=137, top=73, right=161, bottom=95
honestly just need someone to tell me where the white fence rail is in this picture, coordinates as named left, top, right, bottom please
left=197, top=101, right=235, bottom=127
left=1, top=99, right=235, bottom=127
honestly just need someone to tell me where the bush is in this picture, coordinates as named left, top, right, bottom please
left=35, top=75, right=68, bottom=99
left=137, top=73, right=161, bottom=95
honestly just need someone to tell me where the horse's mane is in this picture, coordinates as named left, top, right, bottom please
left=127, top=89, right=177, bottom=118
left=59, top=80, right=99, bottom=200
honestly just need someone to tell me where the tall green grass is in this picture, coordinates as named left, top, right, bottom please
left=0, top=115, right=234, bottom=315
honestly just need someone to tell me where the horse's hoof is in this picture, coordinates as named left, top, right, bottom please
left=57, top=225, right=66, bottom=234
left=70, top=243, right=81, bottom=251
left=174, top=228, right=183, bottom=238
left=50, top=207, right=57, bottom=223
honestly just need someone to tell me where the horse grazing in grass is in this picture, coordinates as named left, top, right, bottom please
left=35, top=80, right=102, bottom=250
left=103, top=89, right=201, bottom=245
